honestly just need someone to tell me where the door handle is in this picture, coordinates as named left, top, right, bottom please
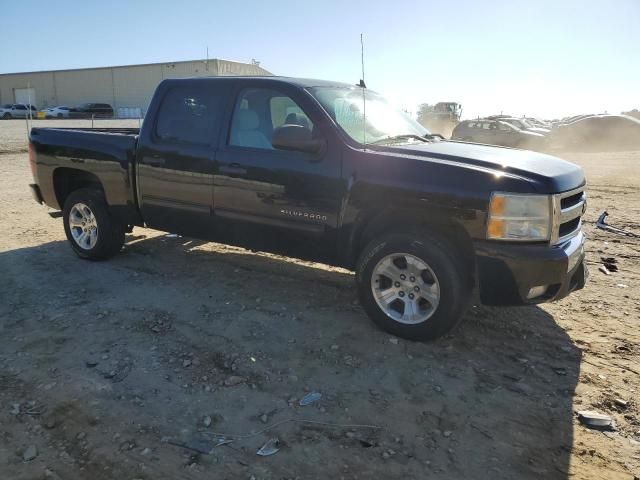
left=145, top=155, right=165, bottom=166
left=219, top=163, right=247, bottom=175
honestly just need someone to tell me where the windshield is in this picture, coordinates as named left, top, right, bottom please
left=309, top=87, right=428, bottom=144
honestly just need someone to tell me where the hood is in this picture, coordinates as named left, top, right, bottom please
left=375, top=140, right=585, bottom=194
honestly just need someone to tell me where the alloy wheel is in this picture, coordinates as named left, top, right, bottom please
left=370, top=253, right=440, bottom=324
left=69, top=203, right=99, bottom=250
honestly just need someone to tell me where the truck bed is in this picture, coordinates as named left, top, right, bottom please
left=29, top=127, right=140, bottom=217
left=30, top=127, right=139, bottom=156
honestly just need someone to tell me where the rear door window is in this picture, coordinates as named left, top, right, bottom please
left=155, top=86, right=223, bottom=146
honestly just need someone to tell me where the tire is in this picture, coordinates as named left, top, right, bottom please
left=356, top=232, right=472, bottom=341
left=63, top=188, right=125, bottom=260
left=57, top=113, right=63, bottom=119
left=2, top=113, right=11, bottom=119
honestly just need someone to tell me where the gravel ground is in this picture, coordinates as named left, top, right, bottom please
left=1, top=120, right=639, bottom=479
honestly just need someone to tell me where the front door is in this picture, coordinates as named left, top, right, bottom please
left=213, top=83, right=344, bottom=248
left=137, top=83, right=227, bottom=237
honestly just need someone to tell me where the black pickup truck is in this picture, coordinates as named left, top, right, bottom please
left=28, top=76, right=587, bottom=340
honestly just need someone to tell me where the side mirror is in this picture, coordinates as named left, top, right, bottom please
left=272, top=125, right=322, bottom=154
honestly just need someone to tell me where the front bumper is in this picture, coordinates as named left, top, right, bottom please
left=475, top=231, right=587, bottom=305
left=29, top=183, right=44, bottom=204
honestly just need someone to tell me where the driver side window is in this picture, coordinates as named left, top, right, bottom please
left=229, top=88, right=314, bottom=150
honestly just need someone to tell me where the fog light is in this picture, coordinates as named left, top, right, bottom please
left=527, top=285, right=548, bottom=299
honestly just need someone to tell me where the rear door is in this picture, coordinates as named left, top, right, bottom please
left=136, top=82, right=229, bottom=237
left=213, top=81, right=343, bottom=235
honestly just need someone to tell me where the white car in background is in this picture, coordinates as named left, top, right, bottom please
left=42, top=105, right=72, bottom=119
left=1, top=104, right=38, bottom=119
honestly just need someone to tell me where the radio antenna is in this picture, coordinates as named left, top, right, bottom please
left=360, top=33, right=367, bottom=146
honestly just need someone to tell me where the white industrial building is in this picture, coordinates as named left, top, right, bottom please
left=0, top=58, right=271, bottom=117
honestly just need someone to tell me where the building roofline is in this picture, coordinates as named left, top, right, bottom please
left=0, top=58, right=270, bottom=77
left=160, top=76, right=357, bottom=89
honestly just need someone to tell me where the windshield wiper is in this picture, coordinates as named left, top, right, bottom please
left=369, top=134, right=429, bottom=145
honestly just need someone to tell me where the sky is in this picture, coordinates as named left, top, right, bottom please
left=1, top=0, right=638, bottom=120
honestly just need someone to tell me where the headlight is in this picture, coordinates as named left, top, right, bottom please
left=487, top=193, right=551, bottom=241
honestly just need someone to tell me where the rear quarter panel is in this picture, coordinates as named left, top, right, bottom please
left=30, top=128, right=138, bottom=218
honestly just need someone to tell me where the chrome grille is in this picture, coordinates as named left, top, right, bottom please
left=551, top=186, right=586, bottom=244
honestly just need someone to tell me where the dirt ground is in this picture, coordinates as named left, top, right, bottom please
left=1, top=119, right=639, bottom=479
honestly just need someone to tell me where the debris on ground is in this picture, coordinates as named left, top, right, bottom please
left=577, top=410, right=614, bottom=430
left=553, top=367, right=568, bottom=376
left=299, top=392, right=322, bottom=406
left=167, top=438, right=217, bottom=455
left=256, top=438, right=280, bottom=456
left=599, top=265, right=611, bottom=275
left=22, top=445, right=38, bottom=461
left=601, top=257, right=619, bottom=272
left=596, top=211, right=640, bottom=238
left=223, top=375, right=246, bottom=387
left=614, top=398, right=628, bottom=410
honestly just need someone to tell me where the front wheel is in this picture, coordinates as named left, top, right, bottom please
left=2, top=113, right=10, bottom=119
left=63, top=188, right=125, bottom=260
left=356, top=232, right=472, bottom=341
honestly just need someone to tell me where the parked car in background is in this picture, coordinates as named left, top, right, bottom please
left=1, top=104, right=38, bottom=119
left=552, top=114, right=592, bottom=128
left=551, top=114, right=640, bottom=149
left=41, top=106, right=73, bottom=119
left=525, top=117, right=551, bottom=129
left=487, top=116, right=550, bottom=134
left=69, top=103, right=114, bottom=119
left=0, top=104, right=12, bottom=118
left=451, top=119, right=546, bottom=149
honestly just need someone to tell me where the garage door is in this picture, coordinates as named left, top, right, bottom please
left=14, top=88, right=36, bottom=106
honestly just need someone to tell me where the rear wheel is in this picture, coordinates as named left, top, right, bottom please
left=356, top=232, right=471, bottom=341
left=63, top=188, right=124, bottom=260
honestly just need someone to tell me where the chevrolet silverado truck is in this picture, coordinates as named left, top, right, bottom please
left=28, top=76, right=587, bottom=340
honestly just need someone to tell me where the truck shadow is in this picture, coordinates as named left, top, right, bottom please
left=1, top=235, right=582, bottom=479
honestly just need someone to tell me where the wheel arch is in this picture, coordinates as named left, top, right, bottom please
left=53, top=167, right=104, bottom=210
left=350, top=207, right=476, bottom=285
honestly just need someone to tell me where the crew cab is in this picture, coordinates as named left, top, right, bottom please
left=28, top=77, right=587, bottom=340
